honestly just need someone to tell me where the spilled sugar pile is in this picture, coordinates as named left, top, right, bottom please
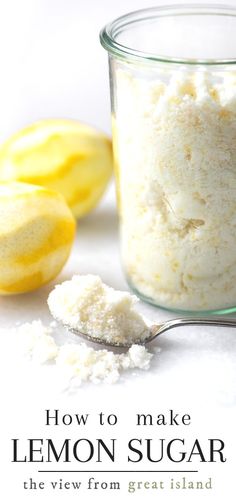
left=13, top=320, right=153, bottom=386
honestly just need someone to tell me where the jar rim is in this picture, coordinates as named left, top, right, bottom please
left=100, top=4, right=236, bottom=66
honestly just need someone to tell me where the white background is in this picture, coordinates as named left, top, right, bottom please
left=0, top=0, right=235, bottom=140
left=0, top=1, right=236, bottom=501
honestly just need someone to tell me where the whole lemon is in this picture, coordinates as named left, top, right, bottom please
left=0, top=119, right=113, bottom=218
left=0, top=182, right=76, bottom=294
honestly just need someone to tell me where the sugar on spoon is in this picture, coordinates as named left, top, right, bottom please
left=47, top=274, right=236, bottom=349
left=61, top=317, right=236, bottom=349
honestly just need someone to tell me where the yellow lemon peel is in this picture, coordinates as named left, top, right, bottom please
left=0, top=119, right=113, bottom=218
left=0, top=181, right=76, bottom=294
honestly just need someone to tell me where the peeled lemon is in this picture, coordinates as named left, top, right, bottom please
left=0, top=119, right=113, bottom=218
left=0, top=182, right=76, bottom=294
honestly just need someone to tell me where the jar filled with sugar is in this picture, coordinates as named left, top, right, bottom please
left=100, top=5, right=236, bottom=313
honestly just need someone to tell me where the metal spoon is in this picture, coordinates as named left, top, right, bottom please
left=62, top=316, right=236, bottom=349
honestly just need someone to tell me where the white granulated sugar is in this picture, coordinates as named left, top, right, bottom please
left=121, top=345, right=153, bottom=370
left=56, top=344, right=120, bottom=384
left=13, top=321, right=153, bottom=387
left=47, top=274, right=149, bottom=344
left=114, top=69, right=236, bottom=311
left=11, top=276, right=155, bottom=387
left=15, top=320, right=58, bottom=363
left=57, top=343, right=153, bottom=385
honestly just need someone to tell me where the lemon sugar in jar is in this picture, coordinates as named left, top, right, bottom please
left=100, top=5, right=236, bottom=314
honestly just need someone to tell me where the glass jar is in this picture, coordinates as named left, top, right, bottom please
left=100, top=5, right=236, bottom=314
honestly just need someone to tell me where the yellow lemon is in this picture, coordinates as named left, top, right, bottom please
left=0, top=119, right=113, bottom=218
left=0, top=182, right=76, bottom=294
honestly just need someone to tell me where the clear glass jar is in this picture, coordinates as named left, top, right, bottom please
left=100, top=5, right=236, bottom=314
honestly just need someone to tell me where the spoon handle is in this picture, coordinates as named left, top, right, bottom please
left=150, top=316, right=236, bottom=339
